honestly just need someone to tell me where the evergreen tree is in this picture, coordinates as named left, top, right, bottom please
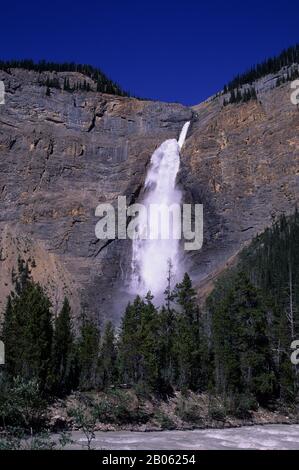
left=0, top=59, right=130, bottom=96
left=77, top=315, right=100, bottom=390
left=118, top=294, right=162, bottom=393
left=138, top=292, right=160, bottom=392
left=173, top=273, right=199, bottom=322
left=2, top=282, right=53, bottom=391
left=51, top=297, right=75, bottom=395
left=172, top=273, right=207, bottom=390
left=156, top=305, right=176, bottom=394
left=118, top=296, right=144, bottom=386
left=164, top=259, right=175, bottom=313
left=209, top=272, right=275, bottom=406
left=99, top=321, right=117, bottom=390
left=63, top=77, right=71, bottom=91
left=224, top=43, right=299, bottom=91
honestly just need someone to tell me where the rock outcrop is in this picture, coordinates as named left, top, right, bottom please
left=0, top=68, right=298, bottom=322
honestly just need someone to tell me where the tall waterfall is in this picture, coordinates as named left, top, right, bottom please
left=130, top=121, right=190, bottom=300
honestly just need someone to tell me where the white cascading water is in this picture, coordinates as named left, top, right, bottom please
left=130, top=121, right=190, bottom=300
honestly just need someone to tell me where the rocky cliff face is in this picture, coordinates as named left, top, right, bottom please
left=0, top=68, right=192, bottom=322
left=0, top=68, right=298, bottom=322
left=182, top=72, right=299, bottom=297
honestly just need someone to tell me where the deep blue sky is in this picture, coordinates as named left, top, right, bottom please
left=1, top=0, right=298, bottom=105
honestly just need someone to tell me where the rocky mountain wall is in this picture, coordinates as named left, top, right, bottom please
left=0, top=68, right=298, bottom=321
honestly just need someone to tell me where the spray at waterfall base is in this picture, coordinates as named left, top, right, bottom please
left=94, top=122, right=203, bottom=299
left=94, top=197, right=203, bottom=294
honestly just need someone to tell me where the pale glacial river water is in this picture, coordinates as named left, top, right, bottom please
left=70, top=424, right=299, bottom=450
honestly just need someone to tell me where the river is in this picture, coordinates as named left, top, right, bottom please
left=69, top=424, right=299, bottom=450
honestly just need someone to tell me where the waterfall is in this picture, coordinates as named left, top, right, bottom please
left=178, top=121, right=191, bottom=149
left=130, top=121, right=190, bottom=300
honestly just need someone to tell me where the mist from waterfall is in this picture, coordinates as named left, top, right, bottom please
left=130, top=122, right=190, bottom=301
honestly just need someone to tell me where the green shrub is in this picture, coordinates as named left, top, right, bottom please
left=68, top=402, right=97, bottom=450
left=94, top=390, right=150, bottom=424
left=175, top=399, right=202, bottom=424
left=232, top=394, right=258, bottom=419
left=154, top=411, right=176, bottom=430
left=208, top=404, right=226, bottom=421
left=0, top=377, right=47, bottom=430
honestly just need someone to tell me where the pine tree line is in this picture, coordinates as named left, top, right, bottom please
left=223, top=43, right=299, bottom=92
left=42, top=77, right=93, bottom=95
left=0, top=59, right=129, bottom=97
left=0, top=261, right=207, bottom=398
left=1, top=211, right=298, bottom=415
left=239, top=209, right=299, bottom=400
left=42, top=77, right=61, bottom=95
left=63, top=77, right=91, bottom=92
left=223, top=86, right=257, bottom=106
left=41, top=76, right=132, bottom=97
left=207, top=209, right=299, bottom=408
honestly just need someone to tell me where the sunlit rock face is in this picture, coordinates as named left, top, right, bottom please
left=0, top=67, right=298, bottom=322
